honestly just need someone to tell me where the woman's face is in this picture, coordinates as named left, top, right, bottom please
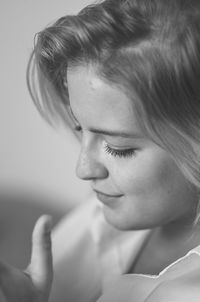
left=67, top=65, right=197, bottom=230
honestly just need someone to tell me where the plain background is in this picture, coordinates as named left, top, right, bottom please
left=0, top=0, right=93, bottom=213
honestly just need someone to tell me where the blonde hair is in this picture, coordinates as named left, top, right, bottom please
left=27, top=0, right=200, bottom=190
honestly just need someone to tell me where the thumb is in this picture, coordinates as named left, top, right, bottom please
left=26, top=215, right=53, bottom=296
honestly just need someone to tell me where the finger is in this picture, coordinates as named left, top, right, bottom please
left=27, top=215, right=53, bottom=295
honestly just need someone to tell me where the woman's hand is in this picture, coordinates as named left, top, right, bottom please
left=0, top=215, right=53, bottom=302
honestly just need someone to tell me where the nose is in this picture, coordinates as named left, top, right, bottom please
left=76, top=146, right=108, bottom=181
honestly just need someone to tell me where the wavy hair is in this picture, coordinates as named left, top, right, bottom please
left=27, top=0, right=200, bottom=189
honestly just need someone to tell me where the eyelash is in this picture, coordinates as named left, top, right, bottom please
left=104, top=144, right=137, bottom=158
left=74, top=126, right=137, bottom=158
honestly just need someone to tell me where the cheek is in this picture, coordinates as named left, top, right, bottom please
left=110, top=150, right=180, bottom=197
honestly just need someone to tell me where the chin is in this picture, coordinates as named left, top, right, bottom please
left=102, top=205, right=158, bottom=231
left=102, top=206, right=142, bottom=231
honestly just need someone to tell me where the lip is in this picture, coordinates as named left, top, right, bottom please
left=93, top=189, right=123, bottom=206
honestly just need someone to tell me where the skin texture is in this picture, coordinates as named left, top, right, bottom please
left=0, top=215, right=53, bottom=302
left=67, top=65, right=198, bottom=231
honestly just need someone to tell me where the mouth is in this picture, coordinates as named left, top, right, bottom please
left=93, top=189, right=123, bottom=206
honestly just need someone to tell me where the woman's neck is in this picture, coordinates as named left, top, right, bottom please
left=159, top=213, right=200, bottom=247
left=129, top=220, right=200, bottom=275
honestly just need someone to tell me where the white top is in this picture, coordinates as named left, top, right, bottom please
left=49, top=196, right=200, bottom=302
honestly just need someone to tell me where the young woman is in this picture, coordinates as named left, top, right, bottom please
left=28, top=0, right=200, bottom=300
left=1, top=0, right=200, bottom=301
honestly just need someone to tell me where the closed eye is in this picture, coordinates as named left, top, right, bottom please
left=104, top=144, right=137, bottom=158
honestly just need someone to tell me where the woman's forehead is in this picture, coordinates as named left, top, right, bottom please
left=67, top=65, right=145, bottom=137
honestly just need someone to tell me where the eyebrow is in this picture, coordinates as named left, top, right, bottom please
left=68, top=106, right=144, bottom=139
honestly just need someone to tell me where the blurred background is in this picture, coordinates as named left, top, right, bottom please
left=0, top=0, right=92, bottom=268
